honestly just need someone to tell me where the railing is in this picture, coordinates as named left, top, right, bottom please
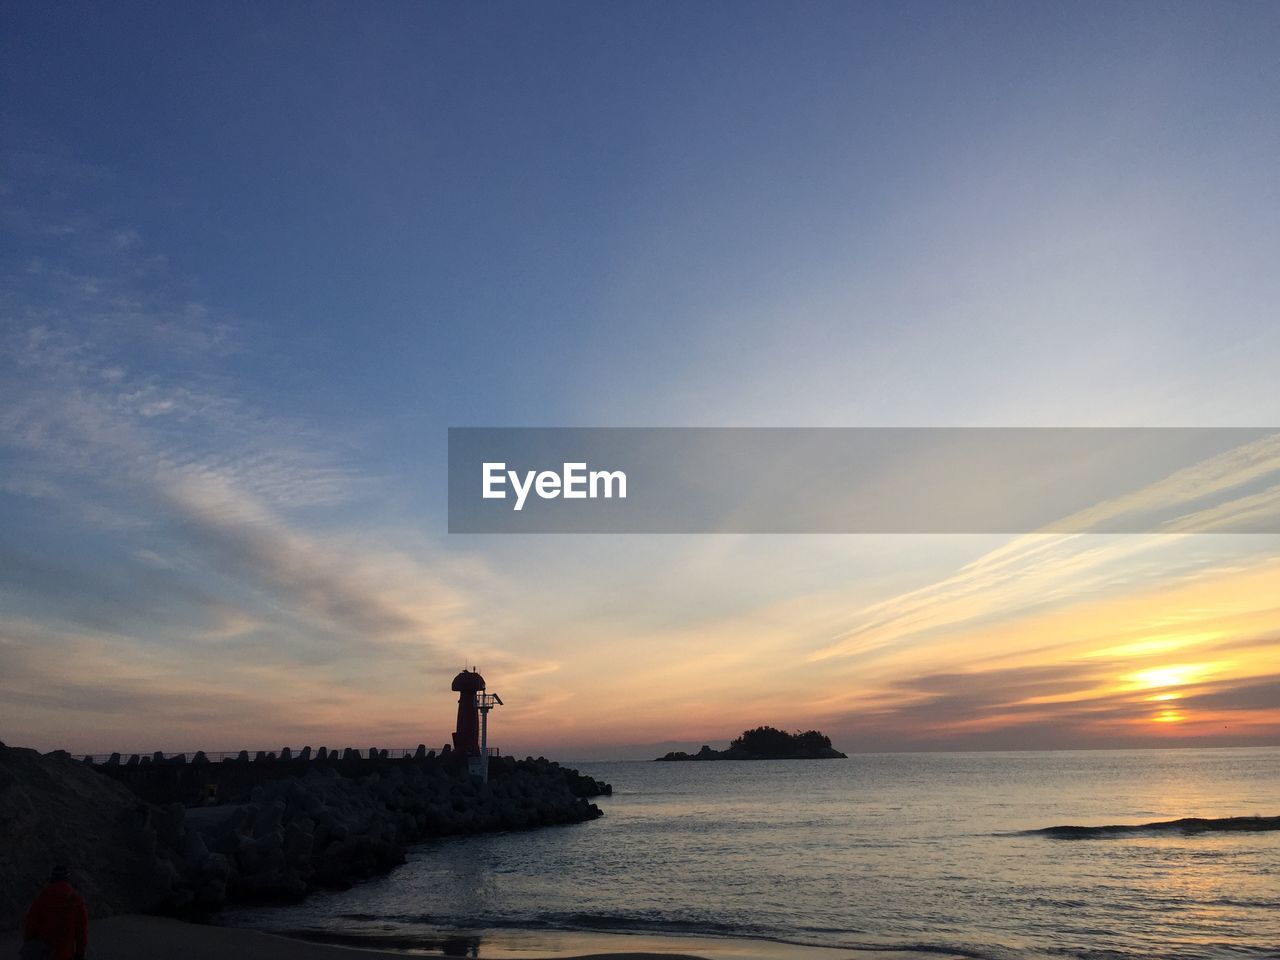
left=77, top=746, right=500, bottom=764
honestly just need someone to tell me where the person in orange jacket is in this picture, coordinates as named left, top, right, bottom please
left=22, top=864, right=88, bottom=960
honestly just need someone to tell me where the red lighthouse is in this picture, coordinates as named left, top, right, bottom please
left=451, top=667, right=503, bottom=781
left=451, top=668, right=485, bottom=755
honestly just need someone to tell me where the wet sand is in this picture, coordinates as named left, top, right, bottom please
left=0, top=915, right=709, bottom=960
left=0, top=914, right=968, bottom=959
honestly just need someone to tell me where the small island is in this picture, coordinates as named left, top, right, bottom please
left=655, top=725, right=847, bottom=761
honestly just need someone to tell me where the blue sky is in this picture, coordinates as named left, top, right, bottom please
left=3, top=2, right=1280, bottom=756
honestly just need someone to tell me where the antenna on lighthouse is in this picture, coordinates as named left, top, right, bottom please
left=474, top=689, right=502, bottom=783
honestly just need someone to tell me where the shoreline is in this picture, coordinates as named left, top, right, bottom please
left=1, top=915, right=971, bottom=960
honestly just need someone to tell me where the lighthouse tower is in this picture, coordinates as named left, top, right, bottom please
left=451, top=668, right=502, bottom=781
left=451, top=668, right=485, bottom=755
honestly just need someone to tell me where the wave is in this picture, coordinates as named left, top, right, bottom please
left=287, top=910, right=1005, bottom=960
left=1028, top=814, right=1279, bottom=838
left=497, top=910, right=992, bottom=958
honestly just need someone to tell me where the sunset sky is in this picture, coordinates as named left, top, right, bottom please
left=3, top=2, right=1279, bottom=758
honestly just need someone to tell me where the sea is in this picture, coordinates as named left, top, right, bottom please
left=217, top=747, right=1280, bottom=960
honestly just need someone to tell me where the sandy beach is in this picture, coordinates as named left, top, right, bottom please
left=0, top=915, right=974, bottom=960
left=0, top=915, right=712, bottom=960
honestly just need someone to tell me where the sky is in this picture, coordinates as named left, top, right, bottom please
left=2, top=1, right=1279, bottom=759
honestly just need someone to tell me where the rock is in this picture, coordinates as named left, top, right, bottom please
left=149, top=857, right=180, bottom=898
left=136, top=823, right=157, bottom=862
left=181, top=827, right=209, bottom=863
left=283, top=822, right=314, bottom=865
left=656, top=726, right=848, bottom=761
left=202, top=852, right=231, bottom=882
left=2, top=742, right=614, bottom=923
left=0, top=745, right=170, bottom=925
left=195, top=877, right=226, bottom=906
left=235, top=830, right=284, bottom=877
left=156, top=802, right=186, bottom=848
left=252, top=801, right=285, bottom=838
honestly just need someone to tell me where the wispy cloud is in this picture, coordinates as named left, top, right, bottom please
left=812, top=433, right=1280, bottom=666
left=0, top=215, right=551, bottom=750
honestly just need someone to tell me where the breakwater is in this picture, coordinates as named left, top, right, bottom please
left=146, top=751, right=611, bottom=909
left=84, top=744, right=610, bottom=808
left=2, top=743, right=611, bottom=925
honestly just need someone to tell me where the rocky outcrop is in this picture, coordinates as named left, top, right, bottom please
left=0, top=744, right=159, bottom=925
left=1, top=743, right=610, bottom=927
left=656, top=726, right=847, bottom=761
left=176, top=755, right=608, bottom=904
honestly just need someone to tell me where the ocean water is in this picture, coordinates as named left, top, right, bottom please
left=220, top=748, right=1280, bottom=959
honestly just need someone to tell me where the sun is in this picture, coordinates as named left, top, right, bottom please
left=1128, top=665, right=1201, bottom=689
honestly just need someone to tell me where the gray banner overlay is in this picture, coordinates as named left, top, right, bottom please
left=448, top=428, right=1280, bottom=534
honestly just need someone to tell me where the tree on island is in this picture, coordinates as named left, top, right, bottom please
left=731, top=726, right=833, bottom=757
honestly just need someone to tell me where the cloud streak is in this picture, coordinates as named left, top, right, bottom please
left=0, top=216, right=558, bottom=750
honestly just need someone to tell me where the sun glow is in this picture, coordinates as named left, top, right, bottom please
left=1126, top=664, right=1210, bottom=690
